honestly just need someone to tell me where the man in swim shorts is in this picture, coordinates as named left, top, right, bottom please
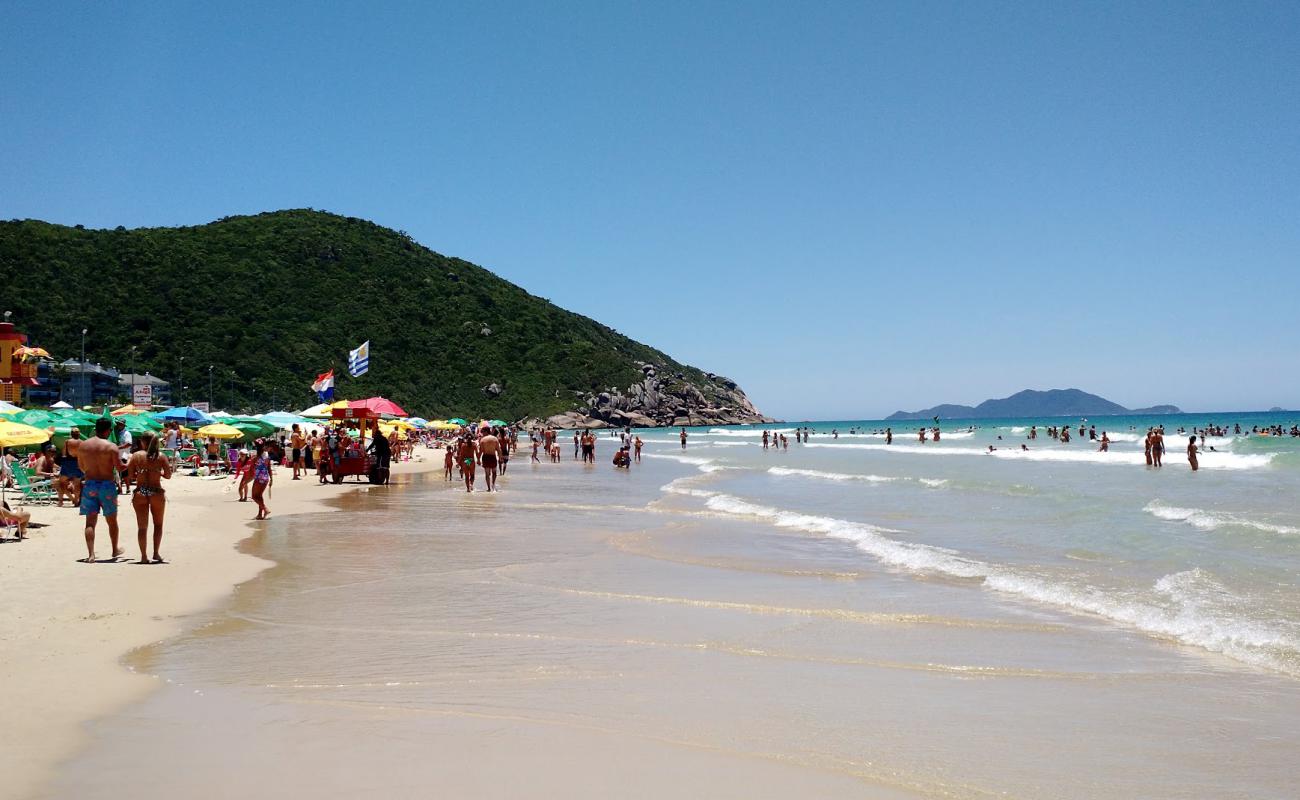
left=478, top=428, right=500, bottom=492
left=77, top=417, right=124, bottom=562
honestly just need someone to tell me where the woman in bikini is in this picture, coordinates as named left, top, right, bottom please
left=128, top=432, right=172, bottom=564
left=251, top=442, right=274, bottom=520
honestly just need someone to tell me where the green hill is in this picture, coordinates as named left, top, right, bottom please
left=0, top=209, right=767, bottom=425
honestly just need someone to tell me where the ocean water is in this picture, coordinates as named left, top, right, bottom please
left=47, top=412, right=1300, bottom=799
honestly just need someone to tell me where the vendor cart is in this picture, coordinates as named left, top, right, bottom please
left=328, top=406, right=380, bottom=484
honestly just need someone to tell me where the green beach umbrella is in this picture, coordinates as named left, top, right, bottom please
left=448, top=418, right=468, bottom=426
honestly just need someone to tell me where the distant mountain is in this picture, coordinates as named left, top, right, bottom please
left=886, top=389, right=1182, bottom=421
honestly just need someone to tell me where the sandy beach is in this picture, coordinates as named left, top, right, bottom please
left=0, top=456, right=439, bottom=800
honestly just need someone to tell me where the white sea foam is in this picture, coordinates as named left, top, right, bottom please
left=768, top=467, right=897, bottom=483
left=659, top=476, right=719, bottom=499
left=702, top=494, right=1300, bottom=676
left=766, top=466, right=949, bottom=488
left=1144, top=502, right=1300, bottom=535
left=802, top=442, right=1273, bottom=470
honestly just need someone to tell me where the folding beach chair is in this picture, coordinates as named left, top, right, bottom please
left=12, top=466, right=56, bottom=506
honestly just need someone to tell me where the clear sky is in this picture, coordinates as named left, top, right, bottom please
left=3, top=2, right=1297, bottom=419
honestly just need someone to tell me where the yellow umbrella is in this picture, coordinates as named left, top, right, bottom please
left=0, top=419, right=51, bottom=448
left=431, top=420, right=460, bottom=430
left=196, top=423, right=245, bottom=440
left=111, top=404, right=145, bottom=416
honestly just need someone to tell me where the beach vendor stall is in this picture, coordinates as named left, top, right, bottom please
left=328, top=405, right=382, bottom=484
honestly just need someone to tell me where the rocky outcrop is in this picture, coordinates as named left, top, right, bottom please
left=544, top=362, right=774, bottom=429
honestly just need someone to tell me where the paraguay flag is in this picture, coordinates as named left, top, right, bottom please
left=348, top=341, right=370, bottom=377
left=312, top=369, right=335, bottom=401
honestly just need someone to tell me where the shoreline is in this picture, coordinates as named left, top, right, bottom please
left=0, top=456, right=440, bottom=800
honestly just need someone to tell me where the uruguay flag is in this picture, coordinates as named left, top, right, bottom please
left=311, top=369, right=335, bottom=401
left=348, top=341, right=370, bottom=378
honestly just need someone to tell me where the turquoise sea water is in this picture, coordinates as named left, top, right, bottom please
left=640, top=410, right=1300, bottom=677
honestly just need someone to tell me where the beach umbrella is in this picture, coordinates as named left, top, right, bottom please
left=487, top=419, right=507, bottom=427
left=49, top=400, right=73, bottom=409
left=120, top=415, right=163, bottom=435
left=404, top=417, right=428, bottom=428
left=0, top=419, right=51, bottom=448
left=299, top=403, right=334, bottom=418
left=224, top=416, right=278, bottom=438
left=259, top=411, right=312, bottom=429
left=349, top=397, right=408, bottom=417
left=448, top=418, right=468, bottom=426
left=0, top=400, right=23, bottom=415
left=196, top=423, right=246, bottom=440
left=154, top=406, right=215, bottom=425
left=431, top=420, right=461, bottom=431
left=12, top=345, right=51, bottom=359
left=110, top=404, right=147, bottom=416
left=208, top=410, right=233, bottom=418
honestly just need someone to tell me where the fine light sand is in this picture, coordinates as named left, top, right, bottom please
left=0, top=456, right=439, bottom=800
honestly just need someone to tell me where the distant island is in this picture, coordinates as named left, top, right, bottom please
left=886, top=389, right=1181, bottom=421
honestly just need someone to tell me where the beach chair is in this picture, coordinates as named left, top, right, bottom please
left=11, top=466, right=56, bottom=505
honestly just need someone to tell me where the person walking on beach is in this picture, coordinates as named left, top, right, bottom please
left=680, top=427, right=688, bottom=449
left=479, top=428, right=501, bottom=492
left=77, top=417, right=124, bottom=562
left=290, top=424, right=306, bottom=480
left=251, top=442, right=274, bottom=520
left=1187, top=435, right=1199, bottom=471
left=457, top=435, right=477, bottom=492
left=443, top=443, right=454, bottom=480
left=127, top=432, right=171, bottom=564
left=58, top=427, right=84, bottom=507
left=573, top=431, right=580, bottom=460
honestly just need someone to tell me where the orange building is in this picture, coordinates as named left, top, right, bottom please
left=0, top=321, right=39, bottom=404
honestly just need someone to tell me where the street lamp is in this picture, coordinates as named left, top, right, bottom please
left=208, top=365, right=214, bottom=410
left=80, top=328, right=87, bottom=407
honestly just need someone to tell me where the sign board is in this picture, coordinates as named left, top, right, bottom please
left=191, top=401, right=210, bottom=413
left=132, top=384, right=153, bottom=407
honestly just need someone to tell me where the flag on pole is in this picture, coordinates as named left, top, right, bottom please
left=311, top=369, right=335, bottom=401
left=348, top=341, right=370, bottom=377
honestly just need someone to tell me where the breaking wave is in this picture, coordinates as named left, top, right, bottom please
left=803, top=442, right=1273, bottom=470
left=702, top=493, right=1300, bottom=677
left=767, top=466, right=948, bottom=488
left=1144, top=502, right=1300, bottom=535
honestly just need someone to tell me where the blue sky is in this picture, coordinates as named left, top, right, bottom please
left=3, top=2, right=1297, bottom=418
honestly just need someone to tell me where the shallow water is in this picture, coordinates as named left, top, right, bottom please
left=47, top=414, right=1300, bottom=798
